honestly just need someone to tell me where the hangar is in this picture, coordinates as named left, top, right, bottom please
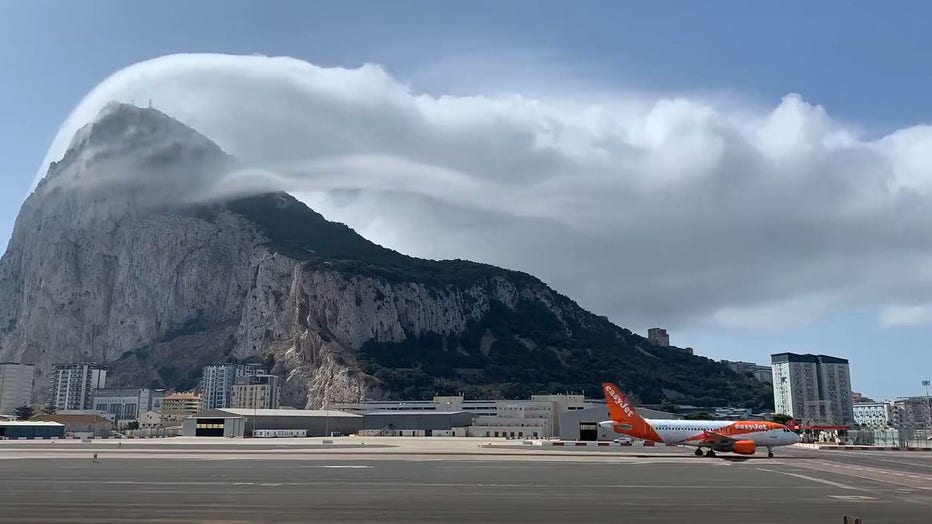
left=362, top=410, right=473, bottom=436
left=218, top=408, right=362, bottom=437
left=181, top=413, right=246, bottom=437
left=0, top=421, right=65, bottom=439
left=559, top=404, right=682, bottom=441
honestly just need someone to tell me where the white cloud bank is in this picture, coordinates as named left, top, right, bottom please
left=34, top=53, right=932, bottom=330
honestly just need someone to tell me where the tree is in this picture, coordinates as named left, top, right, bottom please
left=41, top=402, right=57, bottom=415
left=14, top=403, right=35, bottom=421
left=125, top=421, right=140, bottom=430
left=772, top=413, right=793, bottom=425
left=684, top=411, right=713, bottom=420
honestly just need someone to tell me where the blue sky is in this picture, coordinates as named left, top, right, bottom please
left=3, top=1, right=932, bottom=399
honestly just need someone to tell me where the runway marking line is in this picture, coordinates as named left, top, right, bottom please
left=7, top=479, right=847, bottom=490
left=827, top=495, right=877, bottom=501
left=798, top=459, right=932, bottom=488
left=301, top=465, right=374, bottom=469
left=756, top=468, right=862, bottom=491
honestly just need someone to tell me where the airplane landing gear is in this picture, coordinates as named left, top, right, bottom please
left=695, top=448, right=703, bottom=456
left=705, top=449, right=716, bottom=457
left=767, top=446, right=774, bottom=458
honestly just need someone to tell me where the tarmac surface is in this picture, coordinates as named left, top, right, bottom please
left=1, top=438, right=931, bottom=523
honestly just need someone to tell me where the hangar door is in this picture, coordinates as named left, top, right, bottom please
left=579, top=422, right=598, bottom=441
left=195, top=418, right=226, bottom=437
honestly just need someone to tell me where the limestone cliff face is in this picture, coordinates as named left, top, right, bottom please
left=0, top=104, right=592, bottom=407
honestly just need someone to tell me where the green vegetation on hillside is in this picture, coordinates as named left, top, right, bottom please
left=225, top=192, right=773, bottom=409
left=359, top=299, right=774, bottom=410
left=226, top=193, right=538, bottom=287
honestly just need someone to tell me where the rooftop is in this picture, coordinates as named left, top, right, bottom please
left=217, top=408, right=361, bottom=418
left=363, top=410, right=467, bottom=416
left=0, top=421, right=65, bottom=427
left=33, top=414, right=111, bottom=424
left=164, top=393, right=201, bottom=400
left=771, top=352, right=849, bottom=364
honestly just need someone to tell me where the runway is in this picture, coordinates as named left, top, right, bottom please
left=1, top=440, right=930, bottom=523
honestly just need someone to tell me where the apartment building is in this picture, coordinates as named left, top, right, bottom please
left=48, top=363, right=107, bottom=411
left=231, top=374, right=280, bottom=410
left=200, top=363, right=266, bottom=410
left=771, top=353, right=854, bottom=426
left=0, top=363, right=34, bottom=415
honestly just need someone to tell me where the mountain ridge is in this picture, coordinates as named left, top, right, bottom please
left=0, top=104, right=773, bottom=409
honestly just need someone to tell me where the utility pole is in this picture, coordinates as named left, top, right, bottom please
left=324, top=389, right=330, bottom=438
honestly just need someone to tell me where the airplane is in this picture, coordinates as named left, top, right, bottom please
left=599, top=382, right=800, bottom=457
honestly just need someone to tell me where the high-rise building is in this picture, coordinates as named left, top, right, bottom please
left=48, top=363, right=107, bottom=411
left=232, top=374, right=280, bottom=410
left=853, top=401, right=892, bottom=428
left=891, top=397, right=932, bottom=430
left=647, top=328, right=670, bottom=347
left=0, top=363, right=34, bottom=415
left=771, top=353, right=854, bottom=426
left=200, top=363, right=266, bottom=410
left=92, top=388, right=165, bottom=422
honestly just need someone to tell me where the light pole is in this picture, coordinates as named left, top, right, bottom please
left=923, top=380, right=931, bottom=434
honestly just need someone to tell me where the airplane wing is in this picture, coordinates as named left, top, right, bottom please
left=682, top=430, right=735, bottom=446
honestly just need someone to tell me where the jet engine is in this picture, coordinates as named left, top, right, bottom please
left=713, top=439, right=756, bottom=455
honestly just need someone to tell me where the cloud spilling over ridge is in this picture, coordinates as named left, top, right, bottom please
left=35, top=53, right=932, bottom=330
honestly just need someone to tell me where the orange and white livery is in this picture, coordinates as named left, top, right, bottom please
left=600, top=382, right=799, bottom=457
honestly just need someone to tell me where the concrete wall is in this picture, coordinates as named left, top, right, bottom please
left=362, top=412, right=473, bottom=431
left=560, top=406, right=613, bottom=441
left=240, top=415, right=363, bottom=437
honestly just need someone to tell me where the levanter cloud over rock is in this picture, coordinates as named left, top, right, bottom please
left=0, top=103, right=772, bottom=409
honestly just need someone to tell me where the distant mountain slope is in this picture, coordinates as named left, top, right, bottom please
left=0, top=104, right=772, bottom=409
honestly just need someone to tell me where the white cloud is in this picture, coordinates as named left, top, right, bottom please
left=879, top=303, right=932, bottom=327
left=711, top=295, right=834, bottom=329
left=32, top=53, right=932, bottom=330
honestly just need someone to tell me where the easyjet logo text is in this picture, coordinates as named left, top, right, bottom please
left=734, top=423, right=769, bottom=431
left=604, top=385, right=635, bottom=418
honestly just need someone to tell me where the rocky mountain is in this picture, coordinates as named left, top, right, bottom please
left=0, top=104, right=773, bottom=409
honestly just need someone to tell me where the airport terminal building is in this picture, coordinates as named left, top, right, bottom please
left=180, top=395, right=683, bottom=440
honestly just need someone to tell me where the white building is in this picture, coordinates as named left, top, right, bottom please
left=199, top=363, right=266, bottom=410
left=722, top=360, right=773, bottom=384
left=853, top=402, right=892, bottom=428
left=138, top=410, right=162, bottom=429
left=49, top=363, right=107, bottom=411
left=771, top=353, right=854, bottom=426
left=92, top=388, right=164, bottom=423
left=232, top=374, right=280, bottom=409
left=0, top=363, right=34, bottom=415
left=474, top=401, right=549, bottom=438
left=333, top=396, right=500, bottom=416
left=336, top=393, right=587, bottom=439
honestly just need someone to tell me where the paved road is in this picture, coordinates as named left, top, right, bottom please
left=1, top=451, right=930, bottom=523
